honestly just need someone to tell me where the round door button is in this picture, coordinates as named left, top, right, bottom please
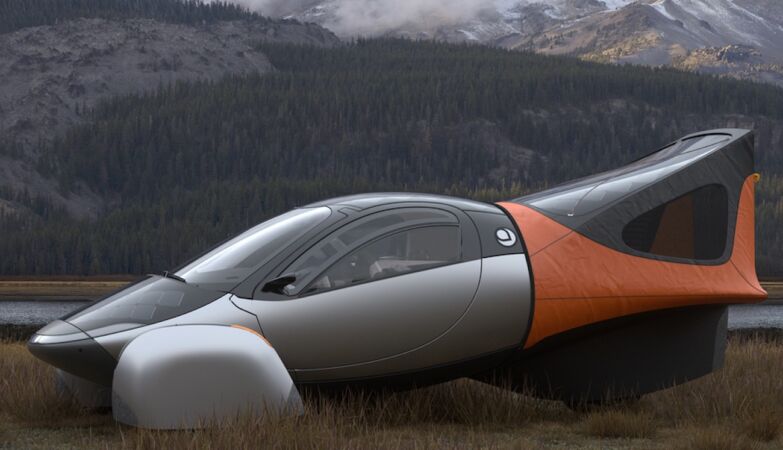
left=495, top=228, right=517, bottom=247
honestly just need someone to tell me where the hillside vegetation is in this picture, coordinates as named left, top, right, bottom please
left=2, top=39, right=782, bottom=276
left=0, top=0, right=337, bottom=219
left=0, top=0, right=265, bottom=34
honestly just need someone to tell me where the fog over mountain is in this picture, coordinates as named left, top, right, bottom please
left=225, top=0, right=493, bottom=36
left=232, top=0, right=783, bottom=86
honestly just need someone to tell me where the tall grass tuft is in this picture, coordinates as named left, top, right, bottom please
left=646, top=339, right=783, bottom=444
left=740, top=406, right=782, bottom=443
left=125, top=387, right=543, bottom=449
left=676, top=426, right=757, bottom=450
left=0, top=341, right=89, bottom=424
left=581, top=408, right=657, bottom=439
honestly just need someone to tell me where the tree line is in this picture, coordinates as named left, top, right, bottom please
left=3, top=39, right=783, bottom=276
left=0, top=0, right=267, bottom=34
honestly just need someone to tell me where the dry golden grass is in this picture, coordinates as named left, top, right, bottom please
left=581, top=409, right=657, bottom=439
left=647, top=339, right=783, bottom=440
left=0, top=341, right=90, bottom=424
left=0, top=280, right=130, bottom=299
left=675, top=426, right=757, bottom=450
left=2, top=338, right=783, bottom=449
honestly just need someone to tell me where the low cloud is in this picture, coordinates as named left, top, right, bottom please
left=225, top=0, right=495, bottom=37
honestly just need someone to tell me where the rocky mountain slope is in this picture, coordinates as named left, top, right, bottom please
left=0, top=15, right=337, bottom=218
left=0, top=18, right=336, bottom=153
left=278, top=0, right=783, bottom=86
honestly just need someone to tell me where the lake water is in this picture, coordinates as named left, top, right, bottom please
left=0, top=300, right=91, bottom=325
left=2, top=300, right=783, bottom=329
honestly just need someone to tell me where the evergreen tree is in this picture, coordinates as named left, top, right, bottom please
left=2, top=39, right=782, bottom=276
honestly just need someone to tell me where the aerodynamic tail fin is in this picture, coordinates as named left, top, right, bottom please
left=498, top=129, right=767, bottom=348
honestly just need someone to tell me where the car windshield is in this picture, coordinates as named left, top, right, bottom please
left=65, top=275, right=224, bottom=337
left=176, top=207, right=331, bottom=291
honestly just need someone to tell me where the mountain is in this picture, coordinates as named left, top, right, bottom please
left=1, top=1, right=782, bottom=278
left=0, top=0, right=338, bottom=218
left=3, top=40, right=783, bottom=277
left=280, top=0, right=783, bottom=86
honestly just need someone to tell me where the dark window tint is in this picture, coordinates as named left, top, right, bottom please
left=622, top=185, right=728, bottom=260
left=281, top=208, right=458, bottom=295
left=303, top=226, right=461, bottom=295
left=175, top=207, right=331, bottom=291
left=522, top=134, right=732, bottom=218
left=66, top=276, right=224, bottom=337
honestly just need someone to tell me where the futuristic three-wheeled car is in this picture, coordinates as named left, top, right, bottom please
left=29, top=129, right=767, bottom=428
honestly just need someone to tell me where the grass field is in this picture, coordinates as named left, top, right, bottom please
left=2, top=337, right=783, bottom=449
left=1, top=279, right=782, bottom=448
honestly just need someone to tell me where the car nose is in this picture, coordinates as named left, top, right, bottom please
left=27, top=320, right=117, bottom=386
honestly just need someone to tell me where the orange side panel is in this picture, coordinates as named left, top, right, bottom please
left=499, top=175, right=767, bottom=349
left=650, top=195, right=694, bottom=258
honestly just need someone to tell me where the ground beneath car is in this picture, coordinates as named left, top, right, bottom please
left=2, top=336, right=783, bottom=449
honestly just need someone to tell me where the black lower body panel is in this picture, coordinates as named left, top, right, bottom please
left=475, top=305, right=728, bottom=405
left=298, top=347, right=518, bottom=395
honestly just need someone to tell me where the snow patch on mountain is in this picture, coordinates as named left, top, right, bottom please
left=600, top=0, right=634, bottom=10
left=236, top=0, right=783, bottom=86
left=649, top=0, right=675, bottom=21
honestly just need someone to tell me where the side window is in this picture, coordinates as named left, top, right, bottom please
left=304, top=226, right=461, bottom=295
left=280, top=208, right=459, bottom=295
left=622, top=184, right=728, bottom=260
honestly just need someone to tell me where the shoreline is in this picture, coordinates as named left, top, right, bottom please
left=2, top=281, right=782, bottom=341
left=0, top=297, right=98, bottom=302
left=0, top=275, right=138, bottom=282
left=0, top=280, right=780, bottom=301
left=5, top=324, right=783, bottom=342
left=0, top=279, right=133, bottom=301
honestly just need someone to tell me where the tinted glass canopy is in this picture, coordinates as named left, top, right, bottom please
left=521, top=134, right=732, bottom=219
left=508, top=129, right=752, bottom=265
left=306, top=192, right=499, bottom=213
left=622, top=184, right=728, bottom=260
left=303, top=225, right=461, bottom=295
left=280, top=208, right=459, bottom=295
left=176, top=207, right=331, bottom=291
left=65, top=276, right=224, bottom=337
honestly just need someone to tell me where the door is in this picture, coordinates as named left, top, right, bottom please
left=243, top=207, right=482, bottom=370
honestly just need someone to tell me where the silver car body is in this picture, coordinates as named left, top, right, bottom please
left=29, top=130, right=758, bottom=427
